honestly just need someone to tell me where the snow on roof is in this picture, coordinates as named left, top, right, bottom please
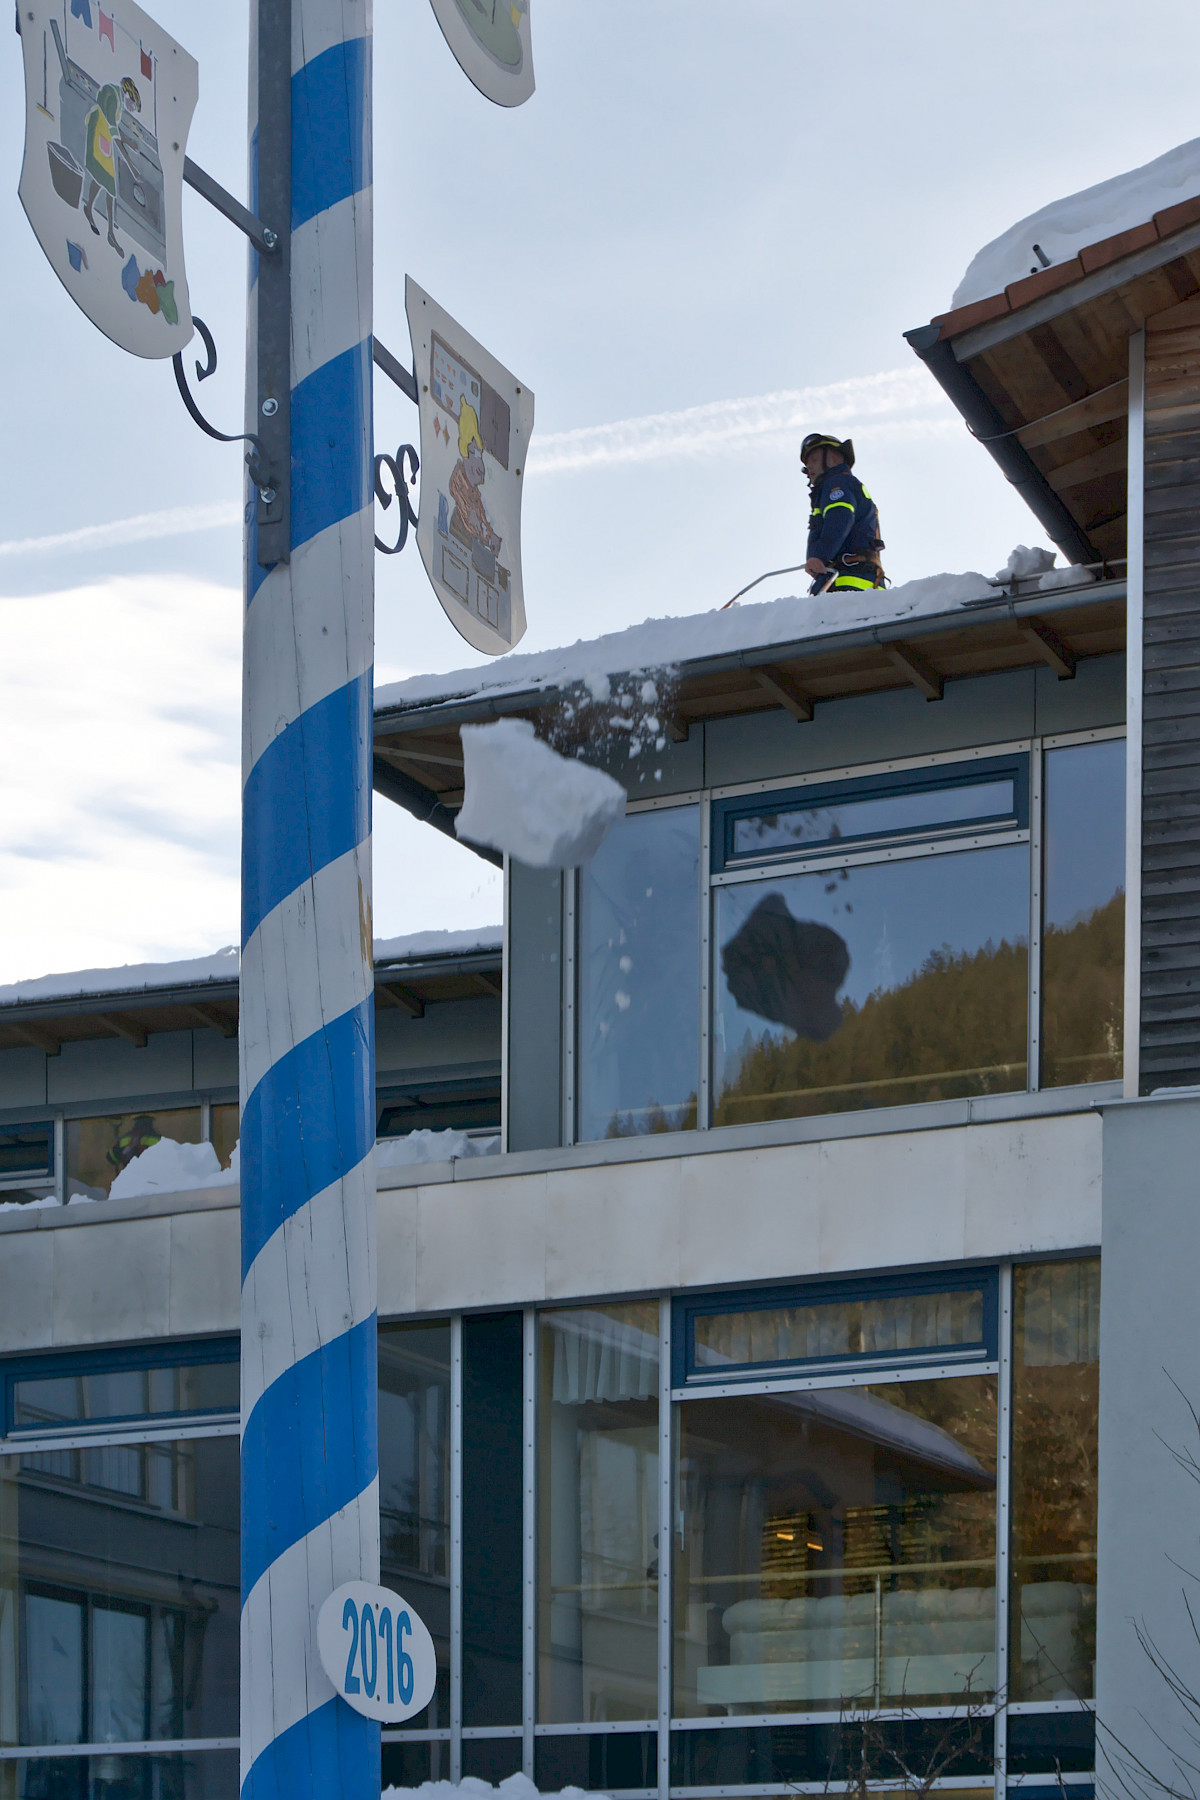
left=953, top=136, right=1200, bottom=309
left=0, top=928, right=502, bottom=1009
left=375, top=569, right=996, bottom=717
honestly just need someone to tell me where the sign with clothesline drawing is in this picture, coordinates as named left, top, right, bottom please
left=18, top=0, right=197, bottom=358
left=427, top=0, right=533, bottom=108
left=406, top=276, right=534, bottom=656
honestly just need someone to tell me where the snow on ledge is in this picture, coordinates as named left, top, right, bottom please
left=384, top=1779, right=607, bottom=1800
left=952, top=136, right=1200, bottom=309
left=375, top=569, right=996, bottom=717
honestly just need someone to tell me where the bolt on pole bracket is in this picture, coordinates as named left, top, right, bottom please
left=253, top=0, right=292, bottom=567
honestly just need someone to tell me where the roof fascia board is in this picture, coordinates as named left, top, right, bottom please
left=949, top=217, right=1200, bottom=363
left=373, top=580, right=1125, bottom=735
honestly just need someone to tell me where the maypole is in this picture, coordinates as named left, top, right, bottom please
left=238, top=0, right=378, bottom=1793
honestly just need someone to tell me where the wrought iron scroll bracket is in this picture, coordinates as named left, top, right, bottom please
left=173, top=316, right=269, bottom=488
left=374, top=444, right=420, bottom=555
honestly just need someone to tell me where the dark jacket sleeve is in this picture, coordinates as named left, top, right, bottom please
left=807, top=471, right=859, bottom=564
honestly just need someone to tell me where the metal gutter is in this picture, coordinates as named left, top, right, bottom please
left=372, top=753, right=502, bottom=867
left=904, top=324, right=1103, bottom=567
left=374, top=578, right=1125, bottom=735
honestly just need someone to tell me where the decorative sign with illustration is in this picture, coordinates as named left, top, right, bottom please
left=406, top=275, right=533, bottom=657
left=18, top=0, right=197, bottom=358
left=427, top=0, right=533, bottom=108
left=316, top=1582, right=438, bottom=1725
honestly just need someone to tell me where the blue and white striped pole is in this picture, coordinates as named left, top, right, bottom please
left=239, top=0, right=378, bottom=1795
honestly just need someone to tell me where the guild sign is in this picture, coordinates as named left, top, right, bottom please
left=427, top=0, right=534, bottom=108
left=406, top=275, right=534, bottom=657
left=18, top=0, right=197, bottom=359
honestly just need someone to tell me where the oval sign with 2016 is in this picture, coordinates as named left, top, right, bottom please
left=317, top=1582, right=437, bottom=1723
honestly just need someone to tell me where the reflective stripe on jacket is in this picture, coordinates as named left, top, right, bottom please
left=806, top=462, right=881, bottom=567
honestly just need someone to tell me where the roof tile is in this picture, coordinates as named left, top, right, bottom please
left=1004, top=257, right=1085, bottom=311
left=1079, top=220, right=1159, bottom=273
left=933, top=291, right=1012, bottom=340
left=1154, top=194, right=1200, bottom=239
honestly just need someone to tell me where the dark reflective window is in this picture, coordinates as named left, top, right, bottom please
left=578, top=806, right=700, bottom=1140
left=11, top=1750, right=238, bottom=1798
left=1042, top=739, right=1125, bottom=1087
left=2, top=1436, right=240, bottom=1748
left=713, top=845, right=1029, bottom=1125
left=730, top=776, right=1017, bottom=862
left=463, top=1313, right=523, bottom=1727
left=13, top=1360, right=238, bottom=1432
left=379, top=1321, right=451, bottom=1733
left=0, top=1123, right=53, bottom=1183
left=1010, top=1259, right=1099, bottom=1701
left=538, top=1304, right=659, bottom=1723
left=688, top=1282, right=988, bottom=1381
left=674, top=1376, right=997, bottom=1716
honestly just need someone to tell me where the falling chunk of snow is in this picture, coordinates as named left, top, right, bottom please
left=614, top=990, right=632, bottom=1011
left=584, top=671, right=611, bottom=703
left=376, top=1131, right=500, bottom=1167
left=640, top=678, right=658, bottom=703
left=654, top=769, right=663, bottom=780
left=109, top=1137, right=238, bottom=1200
left=995, top=544, right=1057, bottom=583
left=619, top=956, right=633, bottom=973
left=457, top=718, right=626, bottom=868
left=952, top=137, right=1200, bottom=307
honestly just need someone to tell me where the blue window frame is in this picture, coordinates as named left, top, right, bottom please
left=712, top=755, right=1029, bottom=872
left=673, top=1268, right=999, bottom=1387
left=1, top=1338, right=240, bottom=1436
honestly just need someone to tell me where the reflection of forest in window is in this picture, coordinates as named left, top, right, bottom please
left=716, top=929, right=1029, bottom=1125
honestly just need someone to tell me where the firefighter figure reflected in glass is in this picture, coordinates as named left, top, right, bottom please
left=801, top=433, right=887, bottom=596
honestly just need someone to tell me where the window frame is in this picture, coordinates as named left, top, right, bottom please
left=672, top=1266, right=1000, bottom=1390
left=711, top=753, right=1030, bottom=876
left=1, top=1337, right=240, bottom=1439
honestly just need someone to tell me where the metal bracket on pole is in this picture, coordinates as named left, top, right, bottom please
left=254, top=0, right=292, bottom=568
left=183, top=158, right=280, bottom=258
left=373, top=337, right=419, bottom=406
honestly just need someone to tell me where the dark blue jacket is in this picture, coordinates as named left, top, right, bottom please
left=806, top=463, right=881, bottom=565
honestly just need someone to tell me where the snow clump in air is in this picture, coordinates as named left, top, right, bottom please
left=456, top=718, right=626, bottom=868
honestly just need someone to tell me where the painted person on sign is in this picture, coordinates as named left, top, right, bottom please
left=801, top=433, right=887, bottom=596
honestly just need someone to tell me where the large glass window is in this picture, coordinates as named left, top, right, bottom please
left=1010, top=1259, right=1099, bottom=1701
left=65, top=1110, right=203, bottom=1202
left=714, top=844, right=1029, bottom=1125
left=578, top=805, right=700, bottom=1140
left=1041, top=739, right=1125, bottom=1088
left=379, top=1322, right=451, bottom=1737
left=722, top=767, right=1021, bottom=864
left=538, top=1304, right=659, bottom=1723
left=0, top=1435, right=240, bottom=1753
left=673, top=1375, right=998, bottom=1716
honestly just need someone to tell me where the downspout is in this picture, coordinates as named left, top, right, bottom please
left=905, top=323, right=1103, bottom=567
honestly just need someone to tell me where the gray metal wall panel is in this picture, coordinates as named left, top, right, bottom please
left=1139, top=355, right=1200, bottom=1090
left=704, top=667, right=1037, bottom=789
left=0, top=1046, right=48, bottom=1112
left=589, top=728, right=704, bottom=800
left=1096, top=1096, right=1200, bottom=1775
left=192, top=1027, right=240, bottom=1091
left=46, top=1030, right=195, bottom=1105
left=506, top=863, right=563, bottom=1152
left=376, top=996, right=503, bottom=1075
left=1033, top=651, right=1126, bottom=735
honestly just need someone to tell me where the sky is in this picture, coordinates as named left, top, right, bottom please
left=0, top=0, right=1197, bottom=985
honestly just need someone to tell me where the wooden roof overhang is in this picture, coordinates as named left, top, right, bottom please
left=0, top=946, right=502, bottom=1057
left=905, top=196, right=1200, bottom=572
left=373, top=579, right=1126, bottom=852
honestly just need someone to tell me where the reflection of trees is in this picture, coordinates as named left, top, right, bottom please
left=605, top=1094, right=697, bottom=1138
left=717, top=938, right=1028, bottom=1124
left=1041, top=893, right=1124, bottom=1086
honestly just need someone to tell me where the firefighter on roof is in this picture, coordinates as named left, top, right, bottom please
left=802, top=433, right=886, bottom=593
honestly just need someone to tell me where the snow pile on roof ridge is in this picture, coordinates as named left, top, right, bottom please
left=952, top=136, right=1200, bottom=309
left=376, top=569, right=993, bottom=715
left=457, top=719, right=626, bottom=867
left=0, top=946, right=241, bottom=1007
left=0, top=928, right=503, bottom=1008
left=376, top=1130, right=500, bottom=1168
left=374, top=926, right=502, bottom=963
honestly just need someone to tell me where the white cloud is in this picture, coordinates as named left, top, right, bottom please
left=530, top=367, right=957, bottom=475
left=0, top=574, right=241, bottom=983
